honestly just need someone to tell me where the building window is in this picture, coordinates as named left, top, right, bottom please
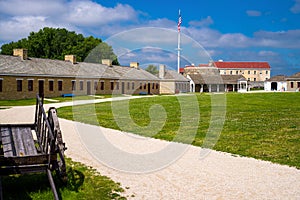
left=127, top=82, right=130, bottom=90
left=132, top=82, right=135, bottom=90
left=28, top=80, right=33, bottom=91
left=254, top=71, right=257, bottom=75
left=230, top=71, right=233, bottom=75
left=248, top=78, right=251, bottom=81
left=298, top=82, right=300, bottom=88
left=17, top=80, right=22, bottom=91
left=72, top=81, right=76, bottom=91
left=58, top=81, right=63, bottom=91
left=266, top=71, right=269, bottom=74
left=80, top=81, right=84, bottom=91
left=110, top=82, right=114, bottom=90
left=0, top=79, right=2, bottom=92
left=236, top=71, right=238, bottom=75
left=291, top=82, right=294, bottom=88
left=254, top=78, right=257, bottom=81
left=152, top=83, right=155, bottom=89
left=248, top=71, right=250, bottom=74
left=49, top=80, right=54, bottom=91
left=156, top=83, right=159, bottom=89
left=144, top=83, right=146, bottom=89
left=100, top=81, right=104, bottom=90
left=139, top=82, right=142, bottom=89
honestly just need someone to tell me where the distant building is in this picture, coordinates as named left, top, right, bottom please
left=213, top=61, right=271, bottom=88
left=286, top=72, right=300, bottom=91
left=182, top=63, right=247, bottom=92
left=158, top=65, right=190, bottom=94
left=264, top=75, right=287, bottom=91
left=181, top=60, right=271, bottom=91
left=264, top=72, right=300, bottom=92
left=186, top=68, right=247, bottom=93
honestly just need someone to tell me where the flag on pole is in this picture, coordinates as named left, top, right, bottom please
left=178, top=10, right=182, bottom=32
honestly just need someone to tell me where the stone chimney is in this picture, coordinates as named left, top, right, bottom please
left=102, top=59, right=113, bottom=66
left=65, top=55, right=76, bottom=64
left=159, top=64, right=166, bottom=79
left=13, top=49, right=28, bottom=60
left=130, top=62, right=139, bottom=69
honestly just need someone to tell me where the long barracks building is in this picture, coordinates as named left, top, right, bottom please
left=0, top=49, right=190, bottom=100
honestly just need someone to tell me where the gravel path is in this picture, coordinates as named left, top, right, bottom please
left=1, top=98, right=299, bottom=199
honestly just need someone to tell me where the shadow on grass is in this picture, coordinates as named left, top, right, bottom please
left=1, top=167, right=85, bottom=200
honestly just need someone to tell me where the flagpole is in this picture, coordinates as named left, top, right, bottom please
left=177, top=26, right=181, bottom=73
left=177, top=10, right=181, bottom=74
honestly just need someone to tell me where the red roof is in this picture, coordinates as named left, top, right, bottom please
left=214, top=61, right=270, bottom=69
left=179, top=68, right=185, bottom=73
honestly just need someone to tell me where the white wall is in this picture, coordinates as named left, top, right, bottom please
left=264, top=81, right=287, bottom=91
left=187, top=75, right=195, bottom=93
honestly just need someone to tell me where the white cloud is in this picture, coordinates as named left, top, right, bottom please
left=0, top=16, right=52, bottom=41
left=246, top=10, right=262, bottom=17
left=189, top=16, right=214, bottom=27
left=66, top=1, right=137, bottom=26
left=146, top=18, right=176, bottom=28
left=258, top=51, right=279, bottom=57
left=184, top=27, right=252, bottom=48
left=184, top=27, right=300, bottom=50
left=253, top=30, right=300, bottom=48
left=0, top=0, right=66, bottom=16
left=218, top=33, right=250, bottom=48
left=290, top=0, right=300, bottom=14
left=0, top=0, right=138, bottom=42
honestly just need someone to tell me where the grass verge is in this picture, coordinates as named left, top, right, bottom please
left=1, top=158, right=126, bottom=200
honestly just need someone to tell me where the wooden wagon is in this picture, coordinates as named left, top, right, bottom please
left=0, top=95, right=67, bottom=199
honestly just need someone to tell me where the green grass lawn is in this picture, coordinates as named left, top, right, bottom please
left=58, top=92, right=300, bottom=169
left=1, top=158, right=126, bottom=200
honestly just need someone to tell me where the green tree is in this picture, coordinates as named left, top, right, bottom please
left=145, top=65, right=159, bottom=75
left=84, top=42, right=119, bottom=65
left=0, top=27, right=118, bottom=64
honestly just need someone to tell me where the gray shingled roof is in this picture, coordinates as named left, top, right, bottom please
left=221, top=75, right=247, bottom=84
left=266, top=75, right=287, bottom=82
left=160, top=70, right=189, bottom=82
left=287, top=72, right=300, bottom=80
left=113, top=65, right=159, bottom=80
left=0, top=55, right=159, bottom=81
left=189, top=74, right=246, bottom=84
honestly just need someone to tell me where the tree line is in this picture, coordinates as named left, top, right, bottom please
left=0, top=27, right=119, bottom=65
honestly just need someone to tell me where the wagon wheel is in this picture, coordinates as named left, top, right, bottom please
left=48, top=107, right=68, bottom=183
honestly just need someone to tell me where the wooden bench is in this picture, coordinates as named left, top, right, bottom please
left=62, top=93, right=75, bottom=97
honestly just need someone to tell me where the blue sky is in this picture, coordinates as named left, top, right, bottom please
left=0, top=0, right=300, bottom=75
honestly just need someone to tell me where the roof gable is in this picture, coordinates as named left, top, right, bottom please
left=161, top=70, right=189, bottom=81
left=287, top=72, right=300, bottom=79
left=266, top=75, right=287, bottom=82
